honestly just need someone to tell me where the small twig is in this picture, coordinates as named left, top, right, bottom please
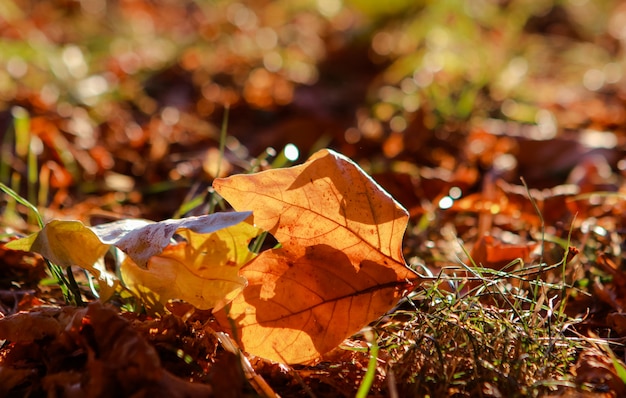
left=217, top=331, right=280, bottom=398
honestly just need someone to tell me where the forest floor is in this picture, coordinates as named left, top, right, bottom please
left=2, top=1, right=626, bottom=397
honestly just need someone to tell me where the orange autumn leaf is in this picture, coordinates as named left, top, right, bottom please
left=470, top=235, right=537, bottom=270
left=213, top=148, right=419, bottom=364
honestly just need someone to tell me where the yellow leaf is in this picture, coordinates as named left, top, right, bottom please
left=5, top=220, right=117, bottom=300
left=213, top=148, right=420, bottom=364
left=5, top=212, right=256, bottom=308
left=120, top=221, right=262, bottom=314
left=6, top=220, right=108, bottom=269
left=92, top=212, right=253, bottom=268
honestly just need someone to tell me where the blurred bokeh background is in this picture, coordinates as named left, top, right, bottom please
left=1, top=0, right=625, bottom=220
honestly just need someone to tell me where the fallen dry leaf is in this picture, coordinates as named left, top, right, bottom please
left=91, top=212, right=253, bottom=267
left=4, top=220, right=117, bottom=299
left=120, top=221, right=262, bottom=314
left=0, top=306, right=73, bottom=342
left=607, top=312, right=626, bottom=336
left=72, top=303, right=214, bottom=397
left=573, top=348, right=626, bottom=397
left=470, top=235, right=537, bottom=271
left=0, top=367, right=37, bottom=396
left=213, top=148, right=419, bottom=364
left=0, top=303, right=214, bottom=397
left=5, top=213, right=258, bottom=311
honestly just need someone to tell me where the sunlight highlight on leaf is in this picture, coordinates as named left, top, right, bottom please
left=120, top=221, right=262, bottom=314
left=91, top=212, right=254, bottom=267
left=213, top=148, right=419, bottom=364
left=5, top=213, right=258, bottom=309
left=5, top=220, right=117, bottom=300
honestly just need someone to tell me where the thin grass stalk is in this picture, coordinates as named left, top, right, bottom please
left=38, top=163, right=50, bottom=209
left=0, top=181, right=43, bottom=229
left=208, top=105, right=229, bottom=215
left=356, top=328, right=379, bottom=398
left=270, top=144, right=299, bottom=169
left=521, top=176, right=548, bottom=330
left=12, top=107, right=39, bottom=225
left=215, top=105, right=229, bottom=179
left=0, top=182, right=82, bottom=304
left=174, top=106, right=230, bottom=218
left=27, top=130, right=37, bottom=213
left=5, top=172, right=20, bottom=221
left=250, top=231, right=268, bottom=254
left=0, top=122, right=12, bottom=184
left=64, top=267, right=84, bottom=306
left=556, top=223, right=575, bottom=320
left=173, top=193, right=205, bottom=218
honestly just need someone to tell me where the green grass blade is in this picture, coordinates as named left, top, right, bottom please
left=356, top=328, right=379, bottom=398
left=0, top=181, right=44, bottom=228
left=0, top=181, right=83, bottom=305
left=207, top=105, right=229, bottom=215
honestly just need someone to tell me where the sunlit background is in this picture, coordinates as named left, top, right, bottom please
left=1, top=0, right=625, bottom=217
